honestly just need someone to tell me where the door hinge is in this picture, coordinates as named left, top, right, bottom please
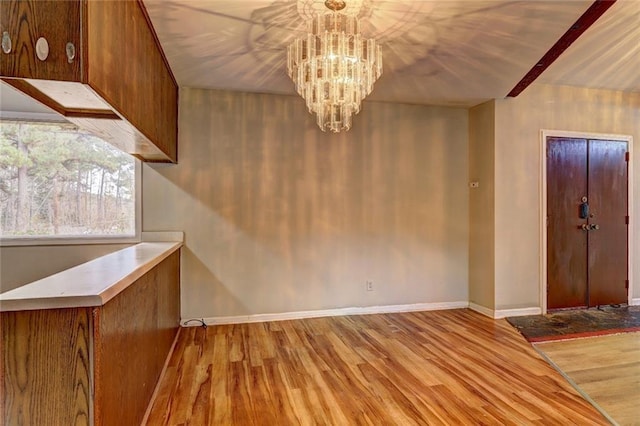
left=626, top=215, right=630, bottom=225
left=625, top=280, right=629, bottom=289
left=625, top=152, right=630, bottom=162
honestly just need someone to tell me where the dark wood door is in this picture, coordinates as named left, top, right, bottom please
left=547, top=138, right=589, bottom=309
left=547, top=137, right=628, bottom=309
left=588, top=140, right=628, bottom=306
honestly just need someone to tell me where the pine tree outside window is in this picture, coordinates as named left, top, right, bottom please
left=0, top=120, right=140, bottom=245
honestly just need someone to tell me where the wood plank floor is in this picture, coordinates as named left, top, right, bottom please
left=535, top=332, right=640, bottom=425
left=146, top=309, right=608, bottom=425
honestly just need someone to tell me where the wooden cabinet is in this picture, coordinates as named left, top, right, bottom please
left=0, top=1, right=83, bottom=81
left=1, top=250, right=181, bottom=426
left=0, top=0, right=178, bottom=163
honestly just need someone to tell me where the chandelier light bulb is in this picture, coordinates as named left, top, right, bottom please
left=287, top=2, right=382, bottom=133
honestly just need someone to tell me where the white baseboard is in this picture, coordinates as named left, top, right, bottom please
left=469, top=303, right=541, bottom=319
left=183, top=301, right=469, bottom=326
left=494, top=307, right=541, bottom=319
left=468, top=302, right=494, bottom=318
left=631, top=298, right=640, bottom=306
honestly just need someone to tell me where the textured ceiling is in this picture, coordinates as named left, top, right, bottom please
left=539, top=0, right=640, bottom=93
left=1, top=0, right=638, bottom=115
left=142, top=0, right=627, bottom=107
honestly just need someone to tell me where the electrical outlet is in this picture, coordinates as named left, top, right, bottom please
left=366, top=281, right=374, bottom=291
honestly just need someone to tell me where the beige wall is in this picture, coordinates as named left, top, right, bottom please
left=6, top=84, right=637, bottom=318
left=468, top=101, right=495, bottom=309
left=143, top=88, right=469, bottom=320
left=0, top=244, right=130, bottom=293
left=493, top=83, right=640, bottom=309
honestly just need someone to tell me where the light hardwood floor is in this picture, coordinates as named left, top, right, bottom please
left=146, top=309, right=608, bottom=425
left=536, top=332, right=640, bottom=425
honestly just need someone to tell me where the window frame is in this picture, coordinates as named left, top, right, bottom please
left=0, top=114, right=142, bottom=247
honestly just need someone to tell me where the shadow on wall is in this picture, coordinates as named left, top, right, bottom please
left=143, top=89, right=469, bottom=319
left=182, top=246, right=248, bottom=318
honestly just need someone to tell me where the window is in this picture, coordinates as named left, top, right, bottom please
left=0, top=120, right=139, bottom=244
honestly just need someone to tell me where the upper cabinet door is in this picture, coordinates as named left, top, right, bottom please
left=0, top=0, right=178, bottom=163
left=86, top=0, right=178, bottom=162
left=0, top=1, right=84, bottom=82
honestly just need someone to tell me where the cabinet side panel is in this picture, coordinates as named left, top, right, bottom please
left=157, top=251, right=181, bottom=353
left=0, top=0, right=82, bottom=81
left=1, top=308, right=92, bottom=426
left=86, top=0, right=178, bottom=162
left=94, top=251, right=180, bottom=426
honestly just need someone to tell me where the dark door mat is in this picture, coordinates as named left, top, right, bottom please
left=506, top=305, right=640, bottom=342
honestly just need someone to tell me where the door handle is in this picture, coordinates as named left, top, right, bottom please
left=579, top=200, right=589, bottom=219
left=589, top=224, right=600, bottom=230
left=580, top=224, right=590, bottom=231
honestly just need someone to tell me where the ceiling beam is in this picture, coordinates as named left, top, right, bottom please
left=506, top=0, right=617, bottom=97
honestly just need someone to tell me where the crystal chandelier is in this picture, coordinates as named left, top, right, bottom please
left=287, top=0, right=382, bottom=133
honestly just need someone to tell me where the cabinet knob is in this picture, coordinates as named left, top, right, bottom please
left=66, top=42, right=76, bottom=63
left=36, top=37, right=49, bottom=61
left=1, top=31, right=11, bottom=54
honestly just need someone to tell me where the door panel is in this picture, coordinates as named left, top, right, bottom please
left=588, top=140, right=628, bottom=306
left=547, top=138, right=588, bottom=309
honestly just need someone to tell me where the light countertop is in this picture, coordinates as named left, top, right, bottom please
left=0, top=242, right=182, bottom=312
